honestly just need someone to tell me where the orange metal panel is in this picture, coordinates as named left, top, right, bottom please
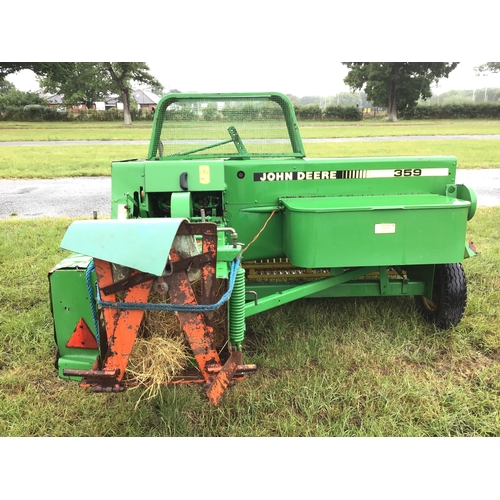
left=94, top=259, right=153, bottom=381
left=166, top=247, right=221, bottom=384
left=102, top=273, right=153, bottom=380
left=94, top=259, right=119, bottom=344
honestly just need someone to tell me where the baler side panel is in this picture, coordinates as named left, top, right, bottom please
left=223, top=156, right=467, bottom=264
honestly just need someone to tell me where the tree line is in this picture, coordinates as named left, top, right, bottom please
left=1, top=62, right=499, bottom=124
left=0, top=63, right=161, bottom=125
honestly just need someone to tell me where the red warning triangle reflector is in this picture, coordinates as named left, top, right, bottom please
left=66, top=318, right=99, bottom=349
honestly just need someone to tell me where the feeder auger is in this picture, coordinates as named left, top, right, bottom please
left=49, top=92, right=477, bottom=405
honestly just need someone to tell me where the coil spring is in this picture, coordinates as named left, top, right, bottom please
left=229, top=266, right=246, bottom=347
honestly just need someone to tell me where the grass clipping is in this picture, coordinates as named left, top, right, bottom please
left=127, top=289, right=191, bottom=408
left=128, top=335, right=190, bottom=407
left=126, top=280, right=228, bottom=408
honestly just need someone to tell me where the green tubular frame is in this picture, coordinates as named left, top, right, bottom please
left=244, top=266, right=380, bottom=317
left=147, top=92, right=306, bottom=160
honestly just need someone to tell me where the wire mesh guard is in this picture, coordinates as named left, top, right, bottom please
left=158, top=98, right=295, bottom=158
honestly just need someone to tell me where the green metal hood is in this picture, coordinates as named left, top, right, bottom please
left=60, top=218, right=187, bottom=276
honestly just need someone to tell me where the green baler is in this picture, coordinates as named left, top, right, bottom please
left=49, top=92, right=476, bottom=404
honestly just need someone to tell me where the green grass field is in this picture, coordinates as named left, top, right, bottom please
left=0, top=119, right=499, bottom=178
left=1, top=141, right=499, bottom=179
left=0, top=207, right=499, bottom=436
left=1, top=118, right=498, bottom=436
left=1, top=119, right=499, bottom=141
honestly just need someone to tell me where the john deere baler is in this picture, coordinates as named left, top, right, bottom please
left=49, top=92, right=476, bottom=404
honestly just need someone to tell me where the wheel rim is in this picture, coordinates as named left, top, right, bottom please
left=422, top=295, right=438, bottom=312
left=422, top=276, right=442, bottom=313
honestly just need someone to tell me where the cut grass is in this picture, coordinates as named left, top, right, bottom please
left=1, top=119, right=499, bottom=141
left=1, top=139, right=499, bottom=178
left=306, top=139, right=500, bottom=169
left=1, top=118, right=499, bottom=178
left=0, top=121, right=154, bottom=142
left=299, top=119, right=500, bottom=139
left=0, top=208, right=499, bottom=436
left=0, top=145, right=144, bottom=178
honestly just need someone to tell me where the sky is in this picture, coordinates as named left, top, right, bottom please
left=3, top=0, right=499, bottom=98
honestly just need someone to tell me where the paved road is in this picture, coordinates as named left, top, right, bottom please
left=0, top=169, right=498, bottom=219
left=2, top=130, right=499, bottom=217
left=0, top=177, right=111, bottom=218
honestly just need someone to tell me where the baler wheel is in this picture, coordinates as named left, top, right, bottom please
left=415, top=263, right=467, bottom=329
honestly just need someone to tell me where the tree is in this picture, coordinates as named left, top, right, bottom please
left=474, top=62, right=500, bottom=75
left=0, top=63, right=35, bottom=78
left=285, top=94, right=300, bottom=104
left=0, top=64, right=52, bottom=111
left=333, top=91, right=361, bottom=107
left=300, top=95, right=321, bottom=105
left=0, top=89, right=47, bottom=111
left=0, top=62, right=163, bottom=125
left=0, top=78, right=15, bottom=94
left=99, top=63, right=163, bottom=125
left=342, top=63, right=459, bottom=122
left=202, top=103, right=219, bottom=121
left=38, top=63, right=113, bottom=110
left=0, top=63, right=74, bottom=81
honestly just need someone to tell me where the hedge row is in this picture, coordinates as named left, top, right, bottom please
left=0, top=106, right=69, bottom=121
left=293, top=104, right=363, bottom=121
left=0, top=103, right=363, bottom=122
left=164, top=103, right=343, bottom=122
left=0, top=106, right=156, bottom=122
left=324, top=105, right=364, bottom=121
left=2, top=103, right=498, bottom=122
left=400, top=103, right=500, bottom=120
left=72, top=108, right=155, bottom=122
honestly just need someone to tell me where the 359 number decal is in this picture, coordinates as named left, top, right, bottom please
left=394, top=168, right=422, bottom=177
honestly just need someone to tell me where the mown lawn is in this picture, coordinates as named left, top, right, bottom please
left=0, top=207, right=498, bottom=436
left=1, top=119, right=499, bottom=141
left=1, top=119, right=499, bottom=178
left=0, top=138, right=499, bottom=178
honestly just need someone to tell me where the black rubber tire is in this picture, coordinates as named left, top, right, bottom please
left=415, top=263, right=467, bottom=329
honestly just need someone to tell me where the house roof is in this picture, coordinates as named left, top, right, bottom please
left=36, top=88, right=162, bottom=107
left=132, top=88, right=161, bottom=105
left=105, top=95, right=120, bottom=105
left=39, top=93, right=64, bottom=105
